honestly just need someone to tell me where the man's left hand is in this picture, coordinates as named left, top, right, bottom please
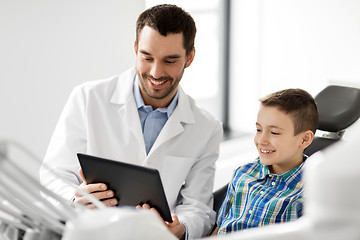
left=166, top=213, right=186, bottom=240
left=136, top=203, right=186, bottom=239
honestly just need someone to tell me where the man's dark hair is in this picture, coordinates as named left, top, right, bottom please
left=136, top=4, right=196, bottom=56
left=260, top=88, right=319, bottom=135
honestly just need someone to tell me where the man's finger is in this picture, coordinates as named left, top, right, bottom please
left=74, top=191, right=117, bottom=205
left=142, top=203, right=151, bottom=209
left=86, top=183, right=107, bottom=193
left=101, top=198, right=118, bottom=207
left=78, top=168, right=87, bottom=184
left=166, top=213, right=179, bottom=226
left=75, top=183, right=107, bottom=197
left=90, top=189, right=114, bottom=200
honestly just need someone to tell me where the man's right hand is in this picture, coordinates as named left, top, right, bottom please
left=73, top=168, right=118, bottom=208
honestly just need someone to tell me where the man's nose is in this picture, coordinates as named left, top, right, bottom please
left=149, top=61, right=164, bottom=79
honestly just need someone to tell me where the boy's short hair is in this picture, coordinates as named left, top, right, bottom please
left=260, top=88, right=319, bottom=135
left=136, top=4, right=196, bottom=56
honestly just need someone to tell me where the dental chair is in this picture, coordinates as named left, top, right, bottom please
left=304, top=85, right=360, bottom=156
left=213, top=85, right=360, bottom=212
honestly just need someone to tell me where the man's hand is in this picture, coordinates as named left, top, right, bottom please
left=211, top=226, right=219, bottom=236
left=136, top=203, right=186, bottom=240
left=74, top=168, right=118, bottom=208
left=166, top=214, right=186, bottom=240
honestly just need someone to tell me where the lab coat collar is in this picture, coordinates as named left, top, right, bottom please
left=109, top=66, right=196, bottom=156
left=110, top=67, right=136, bottom=105
left=110, top=67, right=145, bottom=150
left=110, top=66, right=195, bottom=125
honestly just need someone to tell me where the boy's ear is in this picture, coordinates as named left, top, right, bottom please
left=300, top=130, right=314, bottom=149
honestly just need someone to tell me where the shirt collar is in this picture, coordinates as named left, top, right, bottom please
left=133, top=74, right=179, bottom=118
left=258, top=163, right=270, bottom=180
left=258, top=155, right=308, bottom=188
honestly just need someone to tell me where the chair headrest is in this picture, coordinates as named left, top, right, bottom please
left=316, top=85, right=360, bottom=132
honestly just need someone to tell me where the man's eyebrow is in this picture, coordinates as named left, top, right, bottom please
left=139, top=50, right=151, bottom=55
left=165, top=54, right=181, bottom=59
left=139, top=50, right=181, bottom=59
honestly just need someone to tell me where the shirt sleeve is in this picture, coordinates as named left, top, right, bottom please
left=39, top=85, right=87, bottom=202
left=175, top=121, right=223, bottom=238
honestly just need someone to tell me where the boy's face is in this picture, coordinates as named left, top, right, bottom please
left=254, top=105, right=308, bottom=174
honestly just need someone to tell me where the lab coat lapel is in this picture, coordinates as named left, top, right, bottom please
left=148, top=86, right=195, bottom=155
left=110, top=67, right=145, bottom=148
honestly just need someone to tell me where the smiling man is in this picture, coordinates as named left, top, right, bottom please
left=40, top=4, right=223, bottom=240
left=135, top=25, right=194, bottom=109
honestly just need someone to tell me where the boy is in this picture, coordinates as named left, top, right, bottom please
left=212, top=88, right=318, bottom=235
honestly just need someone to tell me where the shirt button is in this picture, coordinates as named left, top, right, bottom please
left=271, top=182, right=275, bottom=186
left=260, top=191, right=265, bottom=195
left=249, top=210, right=253, bottom=214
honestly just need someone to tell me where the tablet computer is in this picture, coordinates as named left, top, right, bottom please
left=77, top=153, right=172, bottom=222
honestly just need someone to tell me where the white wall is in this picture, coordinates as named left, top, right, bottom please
left=229, top=0, right=360, bottom=134
left=0, top=1, right=144, bottom=160
left=2, top=0, right=360, bottom=163
left=146, top=0, right=226, bottom=124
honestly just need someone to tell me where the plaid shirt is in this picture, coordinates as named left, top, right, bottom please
left=216, top=156, right=306, bottom=234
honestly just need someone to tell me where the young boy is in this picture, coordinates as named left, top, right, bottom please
left=212, top=88, right=318, bottom=235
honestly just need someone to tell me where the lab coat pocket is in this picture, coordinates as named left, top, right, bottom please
left=158, top=156, right=195, bottom=207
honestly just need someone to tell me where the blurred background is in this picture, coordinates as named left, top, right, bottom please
left=1, top=0, right=360, bottom=179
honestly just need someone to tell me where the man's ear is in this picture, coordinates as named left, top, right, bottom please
left=134, top=41, right=138, bottom=55
left=185, top=48, right=195, bottom=68
left=300, top=130, right=314, bottom=150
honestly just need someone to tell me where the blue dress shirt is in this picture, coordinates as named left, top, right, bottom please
left=133, top=75, right=179, bottom=154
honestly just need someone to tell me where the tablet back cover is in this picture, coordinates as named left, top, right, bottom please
left=77, top=153, right=172, bottom=222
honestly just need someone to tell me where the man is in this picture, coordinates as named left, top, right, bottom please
left=40, top=4, right=223, bottom=239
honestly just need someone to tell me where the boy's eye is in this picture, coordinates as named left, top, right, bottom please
left=256, top=128, right=262, bottom=132
left=271, top=132, right=280, bottom=135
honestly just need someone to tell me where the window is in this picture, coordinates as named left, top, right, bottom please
left=145, top=0, right=227, bottom=126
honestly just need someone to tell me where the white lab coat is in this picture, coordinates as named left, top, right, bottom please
left=40, top=67, right=223, bottom=238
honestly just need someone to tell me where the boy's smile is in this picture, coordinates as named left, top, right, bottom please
left=259, top=149, right=275, bottom=155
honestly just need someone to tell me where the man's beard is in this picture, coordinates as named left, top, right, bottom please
left=138, top=69, right=184, bottom=100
